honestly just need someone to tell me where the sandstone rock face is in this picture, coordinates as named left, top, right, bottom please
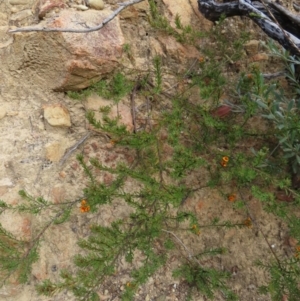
left=9, top=9, right=124, bottom=91
left=157, top=35, right=200, bottom=63
left=162, top=0, right=212, bottom=31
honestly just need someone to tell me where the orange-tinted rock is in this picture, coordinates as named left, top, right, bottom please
left=36, top=0, right=67, bottom=19
left=9, top=9, right=124, bottom=91
left=250, top=53, right=269, bottom=62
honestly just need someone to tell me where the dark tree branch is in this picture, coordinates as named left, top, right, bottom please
left=197, top=0, right=300, bottom=55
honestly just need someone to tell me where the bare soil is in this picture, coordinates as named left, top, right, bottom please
left=0, top=1, right=298, bottom=301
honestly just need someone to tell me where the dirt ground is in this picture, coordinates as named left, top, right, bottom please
left=0, top=0, right=298, bottom=300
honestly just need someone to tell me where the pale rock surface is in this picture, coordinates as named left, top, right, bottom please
left=70, top=4, right=89, bottom=10
left=0, top=177, right=13, bottom=186
left=120, top=0, right=149, bottom=19
left=8, top=9, right=124, bottom=91
left=0, top=12, right=8, bottom=26
left=43, top=103, right=71, bottom=127
left=157, top=35, right=200, bottom=63
left=87, top=0, right=104, bottom=10
left=45, top=138, right=69, bottom=161
left=10, top=8, right=32, bottom=21
left=85, top=94, right=133, bottom=132
left=0, top=211, right=31, bottom=240
left=9, top=0, right=30, bottom=5
left=162, top=0, right=194, bottom=27
left=162, top=0, right=212, bottom=31
left=149, top=37, right=165, bottom=57
left=0, top=106, right=6, bottom=119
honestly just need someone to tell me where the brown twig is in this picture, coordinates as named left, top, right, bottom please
left=59, top=132, right=91, bottom=166
left=258, top=0, right=300, bottom=56
left=8, top=0, right=145, bottom=34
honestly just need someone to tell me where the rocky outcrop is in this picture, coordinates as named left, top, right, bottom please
left=8, top=9, right=124, bottom=91
left=35, top=0, right=67, bottom=19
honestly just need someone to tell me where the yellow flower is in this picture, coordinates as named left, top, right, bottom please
left=199, top=57, right=205, bottom=63
left=295, top=245, right=300, bottom=258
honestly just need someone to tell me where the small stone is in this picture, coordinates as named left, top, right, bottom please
left=0, top=186, right=8, bottom=196
left=51, top=186, right=66, bottom=203
left=91, top=142, right=99, bottom=151
left=156, top=295, right=167, bottom=301
left=0, top=107, right=6, bottom=119
left=244, top=40, right=259, bottom=56
left=45, top=140, right=68, bottom=161
left=70, top=162, right=79, bottom=170
left=43, top=104, right=71, bottom=127
left=251, top=53, right=269, bottom=62
left=0, top=12, right=8, bottom=25
left=71, top=4, right=89, bottom=10
left=9, top=0, right=29, bottom=5
left=87, top=0, right=104, bottom=10
left=0, top=26, right=9, bottom=40
left=83, top=145, right=91, bottom=154
left=59, top=171, right=66, bottom=178
left=21, top=218, right=31, bottom=238
left=0, top=178, right=13, bottom=186
left=288, top=236, right=298, bottom=247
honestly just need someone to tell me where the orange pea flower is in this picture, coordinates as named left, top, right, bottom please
left=191, top=224, right=201, bottom=235
left=243, top=217, right=252, bottom=228
left=221, top=156, right=229, bottom=167
left=295, top=245, right=300, bottom=258
left=246, top=74, right=253, bottom=80
left=80, top=199, right=90, bottom=213
left=110, top=139, right=116, bottom=146
left=227, top=194, right=236, bottom=202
